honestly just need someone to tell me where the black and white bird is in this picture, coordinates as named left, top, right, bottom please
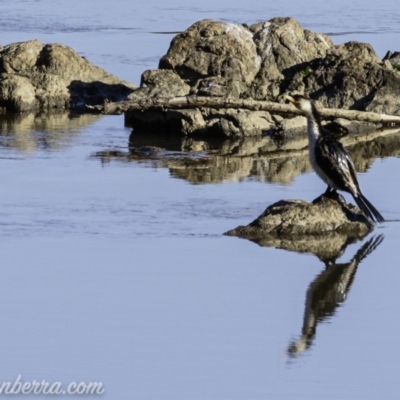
left=284, top=94, right=384, bottom=224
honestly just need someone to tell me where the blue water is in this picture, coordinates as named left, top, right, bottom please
left=1, top=1, right=400, bottom=399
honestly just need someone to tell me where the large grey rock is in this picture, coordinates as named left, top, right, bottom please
left=0, top=40, right=135, bottom=112
left=128, top=17, right=400, bottom=136
left=248, top=17, right=333, bottom=99
left=159, top=19, right=260, bottom=98
left=158, top=17, right=333, bottom=101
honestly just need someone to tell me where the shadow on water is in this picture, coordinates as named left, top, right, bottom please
left=91, top=128, right=400, bottom=185
left=0, top=111, right=102, bottom=153
left=287, top=234, right=384, bottom=360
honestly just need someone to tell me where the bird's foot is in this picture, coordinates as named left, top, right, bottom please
left=312, top=190, right=346, bottom=205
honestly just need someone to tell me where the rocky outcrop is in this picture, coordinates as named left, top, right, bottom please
left=123, top=17, right=400, bottom=137
left=4, top=17, right=397, bottom=136
left=125, top=17, right=334, bottom=137
left=0, top=40, right=135, bottom=112
left=226, top=194, right=371, bottom=237
left=224, top=194, right=373, bottom=259
left=157, top=17, right=333, bottom=100
left=4, top=18, right=400, bottom=136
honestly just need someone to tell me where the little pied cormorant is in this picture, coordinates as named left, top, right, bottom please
left=284, top=94, right=384, bottom=224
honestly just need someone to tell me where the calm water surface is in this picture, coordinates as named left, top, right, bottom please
left=1, top=1, right=400, bottom=399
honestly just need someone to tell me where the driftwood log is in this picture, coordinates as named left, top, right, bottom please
left=92, top=96, right=400, bottom=125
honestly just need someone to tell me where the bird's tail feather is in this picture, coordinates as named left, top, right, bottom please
left=354, top=193, right=385, bottom=223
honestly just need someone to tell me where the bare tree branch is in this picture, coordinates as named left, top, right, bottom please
left=90, top=96, right=400, bottom=125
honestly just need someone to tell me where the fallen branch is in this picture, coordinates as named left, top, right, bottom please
left=93, top=96, right=400, bottom=124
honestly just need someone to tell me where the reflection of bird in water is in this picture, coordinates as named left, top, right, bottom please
left=287, top=234, right=384, bottom=358
left=284, top=94, right=384, bottom=224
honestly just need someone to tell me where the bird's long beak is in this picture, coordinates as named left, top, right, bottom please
left=283, top=94, right=296, bottom=105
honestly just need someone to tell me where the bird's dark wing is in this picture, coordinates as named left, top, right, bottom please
left=315, top=135, right=360, bottom=194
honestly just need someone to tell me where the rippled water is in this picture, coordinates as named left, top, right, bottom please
left=1, top=1, right=400, bottom=399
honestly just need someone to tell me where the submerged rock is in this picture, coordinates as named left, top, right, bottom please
left=0, top=40, right=135, bottom=112
left=225, top=194, right=372, bottom=260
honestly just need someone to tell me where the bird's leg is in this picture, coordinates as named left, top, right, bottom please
left=323, top=188, right=349, bottom=211
left=323, top=187, right=342, bottom=202
left=313, top=186, right=336, bottom=204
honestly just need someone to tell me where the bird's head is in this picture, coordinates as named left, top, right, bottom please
left=283, top=94, right=314, bottom=116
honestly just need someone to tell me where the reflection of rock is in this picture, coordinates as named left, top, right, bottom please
left=225, top=195, right=373, bottom=259
left=91, top=128, right=400, bottom=185
left=287, top=235, right=384, bottom=358
left=249, top=233, right=359, bottom=263
left=345, top=129, right=400, bottom=172
left=168, top=155, right=255, bottom=184
left=0, top=40, right=135, bottom=112
left=0, top=111, right=101, bottom=152
left=165, top=129, right=400, bottom=184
